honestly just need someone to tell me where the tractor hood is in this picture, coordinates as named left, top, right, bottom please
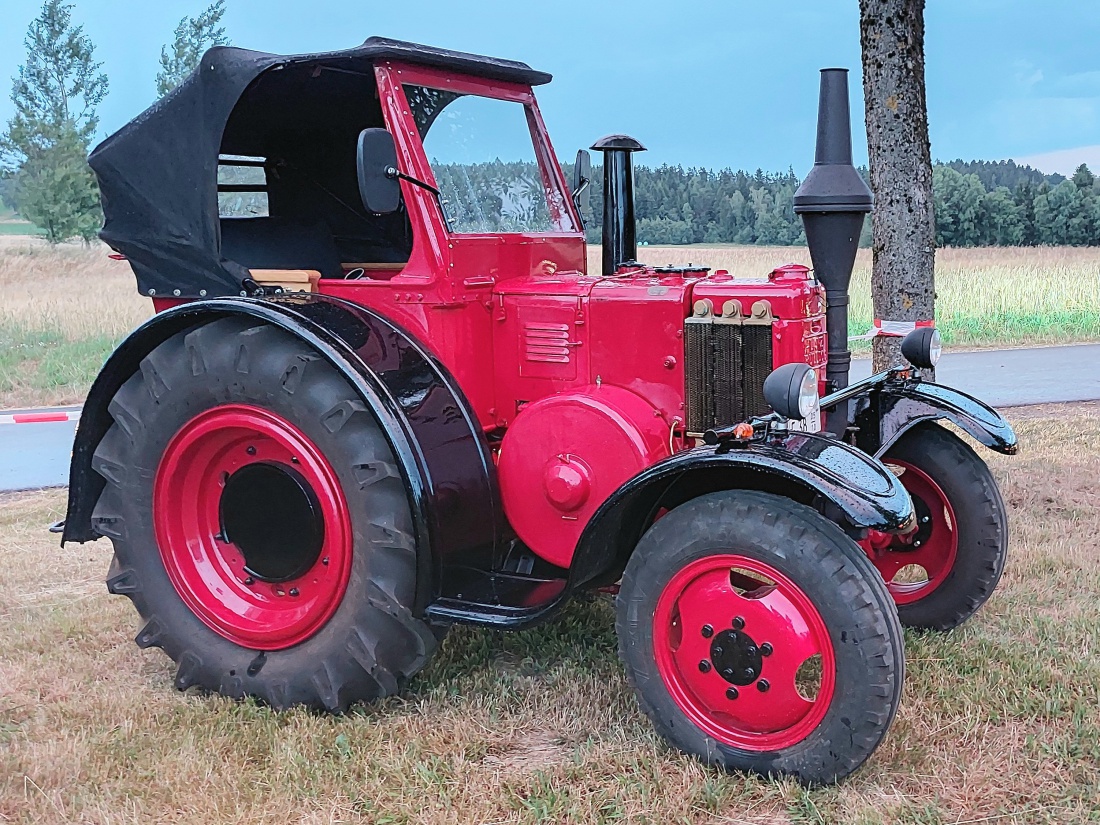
left=89, top=37, right=552, bottom=298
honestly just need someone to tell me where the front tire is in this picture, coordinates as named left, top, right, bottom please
left=91, top=317, right=440, bottom=710
left=864, top=423, right=1008, bottom=631
left=616, top=490, right=904, bottom=785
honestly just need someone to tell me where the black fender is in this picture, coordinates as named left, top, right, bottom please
left=567, top=430, right=915, bottom=591
left=62, top=294, right=503, bottom=612
left=823, top=371, right=1019, bottom=458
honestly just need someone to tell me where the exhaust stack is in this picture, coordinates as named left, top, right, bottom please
left=794, top=69, right=872, bottom=406
left=591, top=134, right=645, bottom=276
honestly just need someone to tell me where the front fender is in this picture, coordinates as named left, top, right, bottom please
left=567, top=431, right=914, bottom=591
left=833, top=374, right=1019, bottom=458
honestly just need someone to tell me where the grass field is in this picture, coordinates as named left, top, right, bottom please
left=0, top=237, right=1098, bottom=408
left=1, top=404, right=1098, bottom=823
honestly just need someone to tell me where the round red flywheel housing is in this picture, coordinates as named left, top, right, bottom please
left=496, top=386, right=671, bottom=567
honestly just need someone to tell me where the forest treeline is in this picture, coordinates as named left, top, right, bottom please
left=572, top=159, right=1100, bottom=247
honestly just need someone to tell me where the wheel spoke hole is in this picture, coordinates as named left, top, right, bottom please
left=795, top=654, right=823, bottom=702
left=892, top=563, right=929, bottom=585
left=729, top=566, right=777, bottom=599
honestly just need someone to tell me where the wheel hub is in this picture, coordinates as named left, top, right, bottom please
left=709, top=628, right=764, bottom=686
left=220, top=462, right=325, bottom=583
left=652, top=554, right=836, bottom=750
left=154, top=404, right=353, bottom=650
left=860, top=460, right=958, bottom=605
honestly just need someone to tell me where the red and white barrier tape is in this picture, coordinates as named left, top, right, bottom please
left=850, top=319, right=935, bottom=341
left=0, top=408, right=82, bottom=425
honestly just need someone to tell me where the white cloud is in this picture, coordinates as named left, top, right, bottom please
left=1016, top=145, right=1100, bottom=176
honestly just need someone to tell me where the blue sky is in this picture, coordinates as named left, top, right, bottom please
left=2, top=0, right=1098, bottom=174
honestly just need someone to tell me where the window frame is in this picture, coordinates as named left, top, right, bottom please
left=388, top=65, right=581, bottom=238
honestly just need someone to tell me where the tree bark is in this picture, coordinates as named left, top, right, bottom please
left=859, top=0, right=936, bottom=374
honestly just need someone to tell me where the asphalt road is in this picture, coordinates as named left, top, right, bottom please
left=2, top=343, right=1098, bottom=493
left=849, top=342, right=1100, bottom=406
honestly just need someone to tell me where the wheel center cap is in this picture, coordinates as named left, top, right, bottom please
left=709, top=629, right=764, bottom=686
left=220, top=462, right=325, bottom=582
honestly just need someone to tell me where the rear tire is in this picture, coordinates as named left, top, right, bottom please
left=869, top=423, right=1008, bottom=631
left=92, top=317, right=441, bottom=710
left=616, top=490, right=904, bottom=785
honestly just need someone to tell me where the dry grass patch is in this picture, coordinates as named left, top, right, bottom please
left=3, top=405, right=1100, bottom=822
left=0, top=239, right=149, bottom=408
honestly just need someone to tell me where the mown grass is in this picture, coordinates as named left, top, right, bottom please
left=0, top=238, right=1098, bottom=408
left=1, top=405, right=1099, bottom=823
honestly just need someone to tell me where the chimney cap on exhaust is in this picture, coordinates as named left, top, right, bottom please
left=591, top=134, right=646, bottom=152
left=793, top=68, right=872, bottom=214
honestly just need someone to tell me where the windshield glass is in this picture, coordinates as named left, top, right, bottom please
left=404, top=85, right=573, bottom=234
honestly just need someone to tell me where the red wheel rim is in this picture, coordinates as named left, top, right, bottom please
left=861, top=461, right=958, bottom=605
left=652, top=554, right=836, bottom=751
left=153, top=404, right=353, bottom=650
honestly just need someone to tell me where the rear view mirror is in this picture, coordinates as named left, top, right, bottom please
left=356, top=128, right=402, bottom=214
left=572, top=149, right=592, bottom=216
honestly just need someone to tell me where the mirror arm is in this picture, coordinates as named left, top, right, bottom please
left=571, top=177, right=590, bottom=207
left=384, top=165, right=440, bottom=197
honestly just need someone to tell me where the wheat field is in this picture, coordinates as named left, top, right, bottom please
left=1, top=237, right=1098, bottom=407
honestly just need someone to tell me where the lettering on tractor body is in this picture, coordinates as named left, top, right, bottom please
left=61, top=37, right=1017, bottom=785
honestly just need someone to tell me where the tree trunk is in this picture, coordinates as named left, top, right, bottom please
left=859, top=0, right=936, bottom=374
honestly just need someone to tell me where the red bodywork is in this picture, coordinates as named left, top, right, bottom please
left=155, top=60, right=828, bottom=568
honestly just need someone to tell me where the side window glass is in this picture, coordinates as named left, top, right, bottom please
left=218, top=156, right=269, bottom=218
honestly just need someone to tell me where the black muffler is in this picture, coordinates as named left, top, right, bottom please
left=794, top=68, right=872, bottom=428
left=591, top=134, right=645, bottom=276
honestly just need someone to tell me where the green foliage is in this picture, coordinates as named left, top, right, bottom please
left=0, top=0, right=107, bottom=244
left=11, top=130, right=100, bottom=241
left=569, top=157, right=1100, bottom=247
left=156, top=1, right=230, bottom=98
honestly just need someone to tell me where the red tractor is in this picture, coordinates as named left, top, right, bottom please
left=62, top=38, right=1017, bottom=784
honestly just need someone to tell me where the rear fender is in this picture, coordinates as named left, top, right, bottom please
left=62, top=294, right=503, bottom=612
left=567, top=432, right=914, bottom=590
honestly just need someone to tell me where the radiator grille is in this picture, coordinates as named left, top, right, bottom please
left=685, top=305, right=774, bottom=435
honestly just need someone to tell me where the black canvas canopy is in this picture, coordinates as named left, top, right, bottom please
left=89, top=37, right=552, bottom=298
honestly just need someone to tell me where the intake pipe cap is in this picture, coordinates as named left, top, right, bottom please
left=793, top=69, right=873, bottom=214
left=794, top=69, right=872, bottom=430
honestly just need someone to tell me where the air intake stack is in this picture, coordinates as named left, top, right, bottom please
left=592, top=135, right=645, bottom=276
left=794, top=69, right=872, bottom=411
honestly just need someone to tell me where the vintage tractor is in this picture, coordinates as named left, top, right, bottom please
left=61, top=38, right=1017, bottom=784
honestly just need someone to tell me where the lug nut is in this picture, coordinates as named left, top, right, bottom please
left=701, top=624, right=713, bottom=638
left=698, top=660, right=711, bottom=673
left=757, top=679, right=770, bottom=693
left=732, top=616, right=745, bottom=630
left=722, top=668, right=735, bottom=680
left=246, top=445, right=256, bottom=455
left=760, top=643, right=773, bottom=657
left=744, top=667, right=755, bottom=680
left=746, top=645, right=757, bottom=657
left=713, top=645, right=724, bottom=656
left=726, top=687, right=739, bottom=700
